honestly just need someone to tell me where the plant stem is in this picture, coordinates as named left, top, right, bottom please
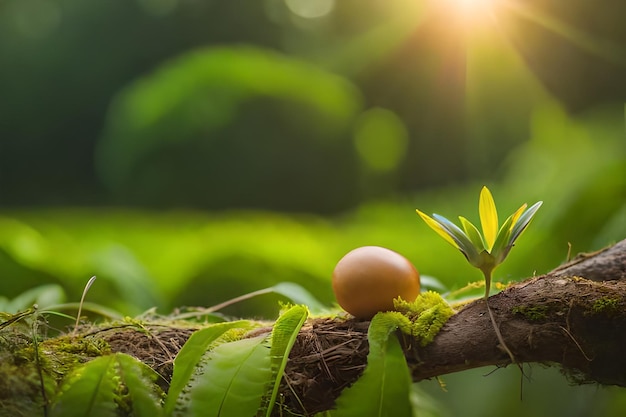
left=73, top=276, right=97, bottom=337
left=483, top=270, right=516, bottom=364
left=172, top=288, right=276, bottom=319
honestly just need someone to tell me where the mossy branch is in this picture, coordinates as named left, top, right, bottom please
left=0, top=240, right=625, bottom=416
left=279, top=239, right=626, bottom=414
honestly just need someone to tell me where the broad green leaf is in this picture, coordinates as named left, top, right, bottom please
left=98, top=46, right=361, bottom=189
left=51, top=353, right=162, bottom=417
left=165, top=320, right=253, bottom=415
left=50, top=355, right=118, bottom=417
left=91, top=246, right=163, bottom=309
left=4, top=284, right=65, bottom=313
left=115, top=353, right=164, bottom=417
left=176, top=335, right=272, bottom=417
left=263, top=305, right=308, bottom=417
left=479, top=186, right=498, bottom=250
left=271, top=282, right=325, bottom=313
left=418, top=275, right=448, bottom=292
left=332, top=312, right=413, bottom=417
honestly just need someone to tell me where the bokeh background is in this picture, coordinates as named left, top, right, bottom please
left=0, top=0, right=625, bottom=415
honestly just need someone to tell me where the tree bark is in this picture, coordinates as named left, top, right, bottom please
left=280, top=239, right=626, bottom=414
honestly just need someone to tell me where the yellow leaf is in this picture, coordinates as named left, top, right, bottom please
left=509, top=203, right=527, bottom=231
left=479, top=186, right=498, bottom=251
left=416, top=210, right=459, bottom=249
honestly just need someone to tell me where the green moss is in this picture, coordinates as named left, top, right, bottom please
left=0, top=324, right=59, bottom=415
left=219, top=327, right=253, bottom=343
left=34, top=335, right=112, bottom=381
left=393, top=291, right=455, bottom=346
left=53, top=336, right=111, bottom=356
left=591, top=297, right=620, bottom=316
left=511, top=305, right=549, bottom=321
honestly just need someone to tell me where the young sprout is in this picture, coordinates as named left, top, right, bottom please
left=416, top=186, right=542, bottom=363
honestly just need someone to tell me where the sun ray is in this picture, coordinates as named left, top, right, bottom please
left=504, top=1, right=626, bottom=66
left=444, top=0, right=500, bottom=28
left=318, top=0, right=431, bottom=75
left=461, top=7, right=551, bottom=175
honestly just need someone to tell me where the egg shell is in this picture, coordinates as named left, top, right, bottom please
left=332, top=246, right=420, bottom=319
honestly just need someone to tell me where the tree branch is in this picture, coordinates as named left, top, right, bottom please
left=3, top=241, right=624, bottom=416
left=280, top=239, right=626, bottom=415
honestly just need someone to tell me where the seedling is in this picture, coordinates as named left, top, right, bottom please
left=72, top=276, right=97, bottom=336
left=416, top=186, right=542, bottom=363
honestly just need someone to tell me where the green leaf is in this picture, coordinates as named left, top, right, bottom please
left=176, top=335, right=272, bottom=417
left=491, top=201, right=542, bottom=266
left=50, top=353, right=163, bottom=417
left=271, top=282, right=325, bottom=313
left=332, top=312, right=413, bottom=417
left=509, top=201, right=543, bottom=244
left=115, top=354, right=164, bottom=417
left=98, top=46, right=361, bottom=189
left=458, top=216, right=485, bottom=251
left=263, top=305, right=308, bottom=417
left=50, top=355, right=118, bottom=417
left=164, top=320, right=254, bottom=415
left=419, top=275, right=448, bottom=292
left=431, top=214, right=481, bottom=263
left=490, top=212, right=518, bottom=264
left=3, top=284, right=65, bottom=312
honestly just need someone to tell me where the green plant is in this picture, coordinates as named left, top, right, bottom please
left=0, top=284, right=65, bottom=314
left=0, top=276, right=457, bottom=417
left=331, top=312, right=413, bottom=417
left=38, top=305, right=309, bottom=417
left=416, top=186, right=542, bottom=362
left=50, top=353, right=164, bottom=417
left=416, top=186, right=542, bottom=285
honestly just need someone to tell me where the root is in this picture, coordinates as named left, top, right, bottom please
left=485, top=298, right=516, bottom=364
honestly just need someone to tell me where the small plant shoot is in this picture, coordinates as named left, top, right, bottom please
left=416, top=186, right=542, bottom=362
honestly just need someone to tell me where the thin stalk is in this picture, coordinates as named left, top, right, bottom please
left=32, top=319, right=48, bottom=417
left=72, top=276, right=97, bottom=337
left=204, top=288, right=275, bottom=313
left=173, top=288, right=276, bottom=319
left=483, top=270, right=516, bottom=364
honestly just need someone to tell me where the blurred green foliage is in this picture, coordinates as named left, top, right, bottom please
left=0, top=0, right=625, bottom=415
left=1, top=0, right=624, bottom=209
left=0, top=100, right=623, bottom=317
left=96, top=46, right=363, bottom=212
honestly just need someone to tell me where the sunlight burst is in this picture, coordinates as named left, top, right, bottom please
left=443, top=0, right=499, bottom=29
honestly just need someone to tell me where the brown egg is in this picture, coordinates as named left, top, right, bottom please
left=332, top=246, right=420, bottom=319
